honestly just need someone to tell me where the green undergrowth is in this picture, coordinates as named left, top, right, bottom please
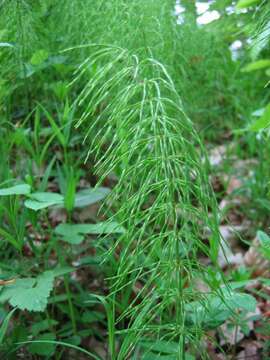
left=0, top=0, right=269, bottom=359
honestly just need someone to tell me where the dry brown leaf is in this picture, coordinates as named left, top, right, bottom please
left=209, top=144, right=228, bottom=167
left=220, top=323, right=244, bottom=346
left=226, top=176, right=243, bottom=195
left=237, top=340, right=262, bottom=360
left=49, top=207, right=67, bottom=224
left=218, top=225, right=246, bottom=268
left=88, top=338, right=107, bottom=359
left=74, top=203, right=102, bottom=223
left=244, top=236, right=270, bottom=277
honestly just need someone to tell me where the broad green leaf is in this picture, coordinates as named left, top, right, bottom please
left=242, top=59, right=270, bottom=72
left=55, top=221, right=125, bottom=244
left=64, top=335, right=81, bottom=346
left=257, top=230, right=270, bottom=248
left=0, top=271, right=54, bottom=312
left=55, top=223, right=84, bottom=244
left=73, top=187, right=111, bottom=208
left=76, top=255, right=101, bottom=266
left=227, top=280, right=257, bottom=290
left=186, top=289, right=256, bottom=328
left=81, top=311, right=105, bottom=324
left=56, top=222, right=125, bottom=235
left=228, top=293, right=256, bottom=312
left=25, top=192, right=64, bottom=211
left=29, top=192, right=64, bottom=203
left=249, top=103, right=270, bottom=131
left=31, top=319, right=58, bottom=336
left=54, top=224, right=80, bottom=240
left=30, top=49, right=49, bottom=66
left=25, top=200, right=60, bottom=211
left=0, top=184, right=31, bottom=196
left=212, top=288, right=256, bottom=313
left=28, top=333, right=56, bottom=356
left=51, top=266, right=74, bottom=277
left=236, top=0, right=261, bottom=9
left=58, top=233, right=83, bottom=245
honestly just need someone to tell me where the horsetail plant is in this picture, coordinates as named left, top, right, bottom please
left=70, top=45, right=225, bottom=359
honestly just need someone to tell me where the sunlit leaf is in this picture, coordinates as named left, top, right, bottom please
left=236, top=0, right=261, bottom=9
left=25, top=192, right=64, bottom=211
left=242, top=59, right=270, bottom=72
left=73, top=187, right=111, bottom=208
left=0, top=184, right=31, bottom=196
left=249, top=103, right=270, bottom=131
left=30, top=49, right=49, bottom=66
left=0, top=42, right=13, bottom=48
